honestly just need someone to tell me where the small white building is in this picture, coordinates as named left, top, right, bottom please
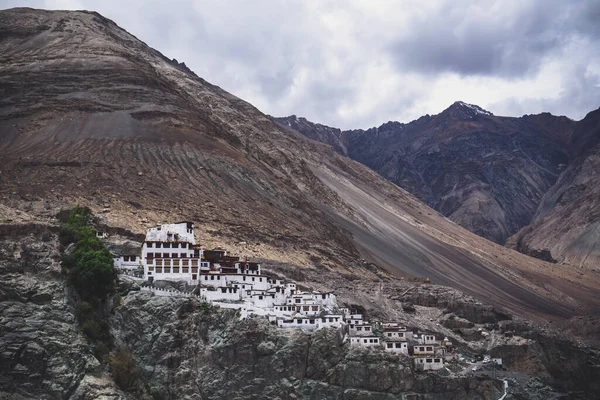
left=414, top=357, right=444, bottom=371
left=385, top=341, right=409, bottom=354
left=413, top=344, right=435, bottom=356
left=349, top=336, right=380, bottom=347
left=349, top=324, right=374, bottom=335
left=277, top=316, right=319, bottom=330
left=113, top=255, right=141, bottom=271
left=383, top=326, right=412, bottom=341
left=200, top=286, right=241, bottom=302
left=416, top=334, right=437, bottom=345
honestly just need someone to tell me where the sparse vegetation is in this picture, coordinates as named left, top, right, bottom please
left=108, top=347, right=140, bottom=391
left=60, top=205, right=116, bottom=302
left=58, top=206, right=116, bottom=358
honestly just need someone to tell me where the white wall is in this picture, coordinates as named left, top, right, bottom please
left=414, top=357, right=444, bottom=371
left=385, top=341, right=408, bottom=354
left=146, top=222, right=195, bottom=244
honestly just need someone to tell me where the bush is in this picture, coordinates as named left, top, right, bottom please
left=60, top=206, right=116, bottom=301
left=109, top=347, right=139, bottom=391
left=59, top=206, right=117, bottom=358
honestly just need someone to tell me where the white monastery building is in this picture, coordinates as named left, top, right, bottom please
left=111, top=222, right=453, bottom=373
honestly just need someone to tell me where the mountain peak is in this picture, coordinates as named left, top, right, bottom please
left=443, top=101, right=493, bottom=118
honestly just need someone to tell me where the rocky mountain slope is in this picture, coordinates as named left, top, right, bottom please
left=1, top=7, right=599, bottom=326
left=508, top=107, right=600, bottom=268
left=274, top=103, right=577, bottom=245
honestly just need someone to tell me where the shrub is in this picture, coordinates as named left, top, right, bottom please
left=109, top=347, right=139, bottom=391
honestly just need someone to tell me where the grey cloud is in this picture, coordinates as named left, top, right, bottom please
left=490, top=64, right=600, bottom=119
left=388, top=0, right=591, bottom=78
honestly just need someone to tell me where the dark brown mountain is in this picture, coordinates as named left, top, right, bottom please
left=274, top=103, right=578, bottom=245
left=508, top=107, right=600, bottom=268
left=1, top=8, right=599, bottom=323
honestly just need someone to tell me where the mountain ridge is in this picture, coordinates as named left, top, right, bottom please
left=273, top=102, right=600, bottom=267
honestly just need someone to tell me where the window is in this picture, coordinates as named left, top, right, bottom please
left=295, top=299, right=301, bottom=303
left=365, top=327, right=371, bottom=331
left=395, top=343, right=401, bottom=348
left=363, top=339, right=367, bottom=343
left=156, top=243, right=162, bottom=248
left=252, top=277, right=255, bottom=281
left=147, top=253, right=154, bottom=258
left=171, top=253, right=177, bottom=258
left=309, top=319, right=315, bottom=324
left=211, top=276, right=214, bottom=280
left=434, top=359, right=440, bottom=363
left=163, top=253, right=169, bottom=258
left=357, top=327, right=362, bottom=331
left=180, top=253, right=186, bottom=258
left=426, top=359, right=432, bottom=363
left=387, top=343, right=393, bottom=349
left=259, top=296, right=263, bottom=300
left=426, top=347, right=433, bottom=352
left=259, top=278, right=262, bottom=282
left=387, top=333, right=392, bottom=337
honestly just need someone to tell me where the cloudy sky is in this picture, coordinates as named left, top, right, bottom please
left=5, top=0, right=600, bottom=129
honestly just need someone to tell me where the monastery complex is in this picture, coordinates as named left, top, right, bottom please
left=112, top=222, right=454, bottom=371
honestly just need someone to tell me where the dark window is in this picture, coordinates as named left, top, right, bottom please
left=259, top=296, right=263, bottom=300
left=434, top=359, right=440, bottom=363
left=322, top=294, right=326, bottom=299
left=426, top=359, right=432, bottom=363
left=211, top=276, right=214, bottom=280
left=426, top=347, right=433, bottom=351
left=156, top=243, right=162, bottom=248
left=387, top=343, right=393, bottom=348
left=163, top=253, right=169, bottom=258
left=171, top=253, right=177, bottom=258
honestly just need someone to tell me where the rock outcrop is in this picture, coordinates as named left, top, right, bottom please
left=0, top=224, right=125, bottom=399
left=111, top=292, right=502, bottom=400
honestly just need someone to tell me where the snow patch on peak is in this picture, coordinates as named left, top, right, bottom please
left=455, top=101, right=493, bottom=116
